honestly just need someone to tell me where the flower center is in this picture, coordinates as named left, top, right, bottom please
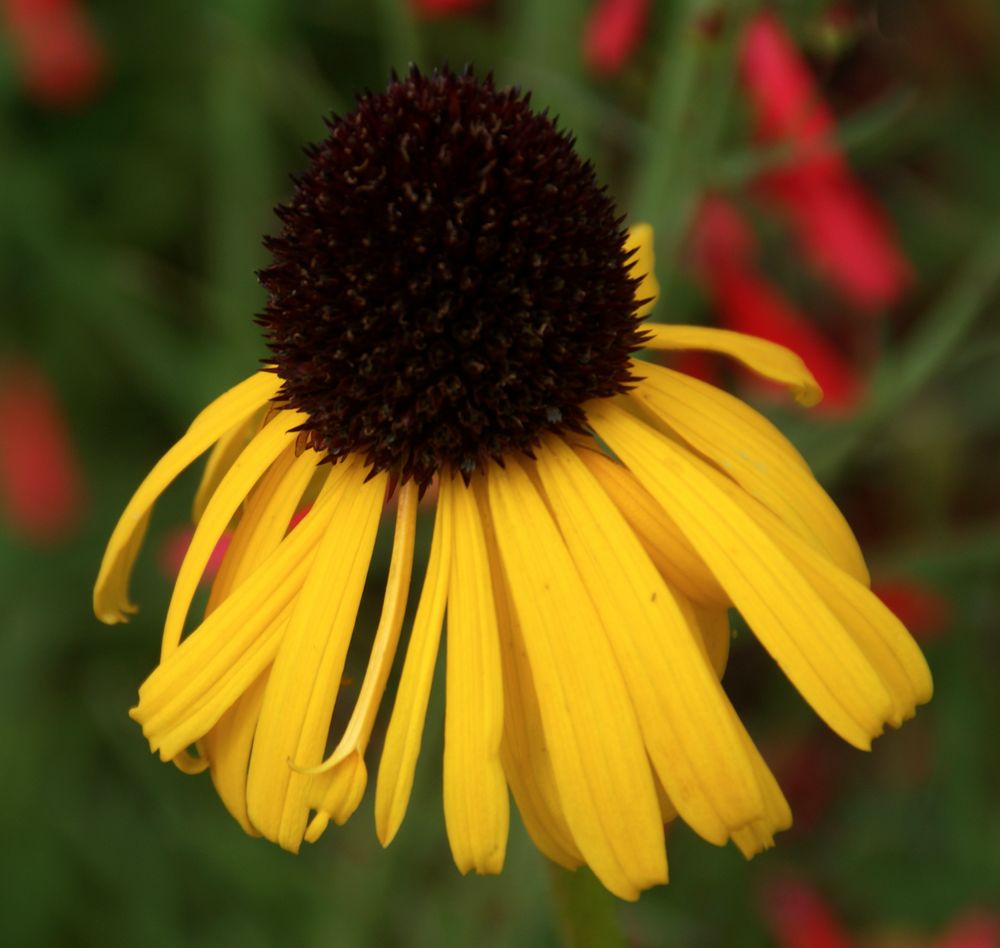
left=259, top=66, right=645, bottom=486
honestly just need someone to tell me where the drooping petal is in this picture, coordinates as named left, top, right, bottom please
left=575, top=443, right=729, bottom=607
left=488, top=455, right=666, bottom=900
left=246, top=458, right=386, bottom=852
left=673, top=595, right=792, bottom=856
left=442, top=475, right=509, bottom=874
left=475, top=487, right=583, bottom=868
left=94, top=371, right=281, bottom=624
left=305, top=480, right=419, bottom=840
left=641, top=325, right=822, bottom=406
left=161, top=411, right=305, bottom=658
left=590, top=399, right=893, bottom=750
left=375, top=484, right=453, bottom=847
left=634, top=363, right=868, bottom=583
left=192, top=410, right=262, bottom=522
left=201, top=446, right=321, bottom=832
left=535, top=436, right=765, bottom=846
left=131, top=462, right=350, bottom=760
left=709, top=474, right=933, bottom=723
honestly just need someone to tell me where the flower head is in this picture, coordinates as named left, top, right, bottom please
left=95, top=67, right=931, bottom=900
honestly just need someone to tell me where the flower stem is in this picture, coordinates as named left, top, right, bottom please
left=547, top=864, right=627, bottom=948
left=632, top=0, right=751, bottom=296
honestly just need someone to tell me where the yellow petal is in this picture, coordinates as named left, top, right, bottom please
left=691, top=604, right=731, bottom=679
left=205, top=673, right=268, bottom=835
left=303, top=480, right=419, bottom=833
left=201, top=447, right=322, bottom=833
left=708, top=475, right=933, bottom=724
left=192, top=409, right=263, bottom=523
left=375, top=484, right=453, bottom=848
left=132, top=466, right=348, bottom=759
left=634, top=364, right=868, bottom=583
left=161, top=411, right=304, bottom=659
left=627, top=223, right=660, bottom=319
left=640, top=325, right=822, bottom=406
left=441, top=475, right=509, bottom=875
left=536, top=437, right=765, bottom=846
left=474, top=481, right=583, bottom=870
left=94, top=371, right=281, bottom=624
left=590, top=400, right=893, bottom=750
left=488, top=456, right=666, bottom=901
left=246, top=458, right=385, bottom=852
left=575, top=444, right=729, bottom=607
left=675, top=594, right=792, bottom=855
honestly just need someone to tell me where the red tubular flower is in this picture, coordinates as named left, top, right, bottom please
left=409, top=0, right=487, bottom=17
left=583, top=0, right=650, bottom=75
left=873, top=578, right=952, bottom=643
left=760, top=878, right=856, bottom=948
left=691, top=197, right=864, bottom=413
left=740, top=12, right=910, bottom=310
left=3, top=0, right=104, bottom=107
left=0, top=359, right=85, bottom=543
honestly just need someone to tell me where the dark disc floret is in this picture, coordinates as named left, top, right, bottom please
left=258, top=65, right=648, bottom=487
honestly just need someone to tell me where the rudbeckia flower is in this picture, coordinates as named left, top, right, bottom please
left=94, top=67, right=931, bottom=900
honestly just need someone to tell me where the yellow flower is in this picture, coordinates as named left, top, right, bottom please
left=94, top=68, right=930, bottom=901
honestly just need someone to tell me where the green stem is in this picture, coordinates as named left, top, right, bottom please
left=506, top=0, right=595, bottom=160
left=812, top=214, right=1000, bottom=481
left=548, top=864, right=627, bottom=948
left=376, top=0, right=424, bottom=72
left=632, top=2, right=751, bottom=296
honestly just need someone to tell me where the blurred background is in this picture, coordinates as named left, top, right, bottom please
left=1, top=0, right=999, bottom=945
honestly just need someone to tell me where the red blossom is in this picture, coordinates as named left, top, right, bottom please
left=740, top=11, right=910, bottom=310
left=158, top=527, right=232, bottom=585
left=690, top=197, right=864, bottom=413
left=583, top=0, right=650, bottom=75
left=0, top=359, right=85, bottom=543
left=760, top=877, right=856, bottom=948
left=873, top=578, right=952, bottom=643
left=3, top=0, right=105, bottom=107
left=936, top=910, right=1000, bottom=948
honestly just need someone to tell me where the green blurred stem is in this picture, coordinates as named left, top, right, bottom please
left=376, top=0, right=424, bottom=72
left=712, top=88, right=917, bottom=188
left=632, top=1, right=751, bottom=294
left=548, top=864, right=626, bottom=948
left=813, top=215, right=1000, bottom=481
left=507, top=0, right=595, bottom=160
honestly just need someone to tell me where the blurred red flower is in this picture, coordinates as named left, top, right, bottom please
left=0, top=359, right=85, bottom=543
left=740, top=11, right=911, bottom=310
left=409, top=0, right=486, bottom=17
left=583, top=0, right=650, bottom=75
left=691, top=196, right=864, bottom=413
left=159, top=526, right=232, bottom=585
left=3, top=0, right=105, bottom=107
left=761, top=877, right=856, bottom=948
left=936, top=910, right=1000, bottom=948
left=873, top=578, right=952, bottom=643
